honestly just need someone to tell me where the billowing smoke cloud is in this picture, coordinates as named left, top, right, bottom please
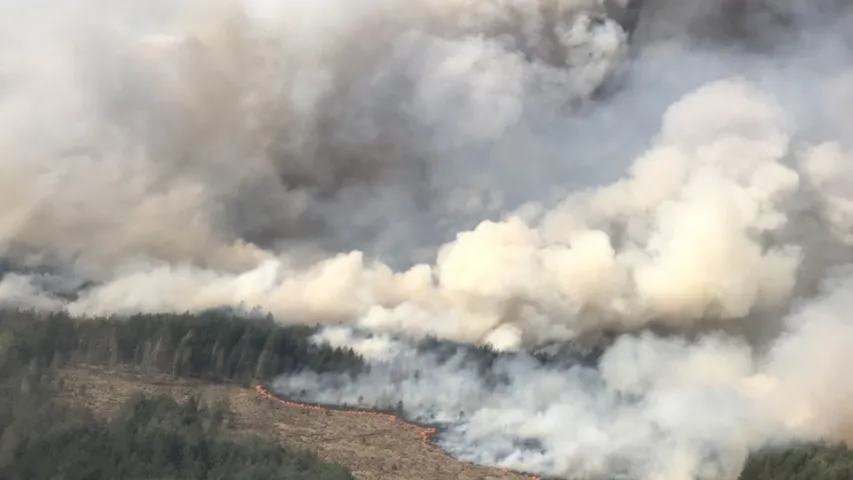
left=0, top=0, right=631, bottom=278
left=3, top=0, right=853, bottom=478
left=274, top=275, right=853, bottom=479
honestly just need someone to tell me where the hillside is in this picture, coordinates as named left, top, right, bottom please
left=2, top=310, right=851, bottom=480
left=55, top=366, right=530, bottom=480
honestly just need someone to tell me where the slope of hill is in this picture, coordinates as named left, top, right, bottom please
left=56, top=366, right=531, bottom=480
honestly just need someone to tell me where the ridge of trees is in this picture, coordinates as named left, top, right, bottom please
left=0, top=309, right=364, bottom=385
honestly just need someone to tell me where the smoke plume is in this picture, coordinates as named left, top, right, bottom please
left=3, top=0, right=853, bottom=478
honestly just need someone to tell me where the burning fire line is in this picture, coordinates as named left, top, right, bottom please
left=255, top=384, right=544, bottom=480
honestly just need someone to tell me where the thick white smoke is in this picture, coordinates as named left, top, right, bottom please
left=274, top=269, right=853, bottom=479
left=276, top=249, right=853, bottom=479
left=32, top=74, right=842, bottom=348
left=3, top=0, right=853, bottom=478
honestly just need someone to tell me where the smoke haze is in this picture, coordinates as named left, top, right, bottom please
left=2, top=0, right=853, bottom=478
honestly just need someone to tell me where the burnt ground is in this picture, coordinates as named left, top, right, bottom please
left=55, top=366, right=531, bottom=480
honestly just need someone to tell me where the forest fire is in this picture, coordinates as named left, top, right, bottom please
left=255, top=384, right=544, bottom=480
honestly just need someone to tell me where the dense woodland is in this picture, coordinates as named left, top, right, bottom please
left=0, top=369, right=353, bottom=480
left=740, top=442, right=853, bottom=480
left=0, top=308, right=851, bottom=480
left=0, top=309, right=361, bottom=480
left=0, top=309, right=364, bottom=385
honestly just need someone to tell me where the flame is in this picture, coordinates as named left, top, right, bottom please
left=255, top=384, right=544, bottom=480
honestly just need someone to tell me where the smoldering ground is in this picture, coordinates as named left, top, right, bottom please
left=2, top=0, right=853, bottom=479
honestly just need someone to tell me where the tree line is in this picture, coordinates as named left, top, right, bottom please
left=0, top=309, right=364, bottom=385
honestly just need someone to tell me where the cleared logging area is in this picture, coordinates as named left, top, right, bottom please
left=56, top=366, right=530, bottom=480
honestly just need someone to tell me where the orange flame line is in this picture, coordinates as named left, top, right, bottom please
left=255, top=384, right=543, bottom=480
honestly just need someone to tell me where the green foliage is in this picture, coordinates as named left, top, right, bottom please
left=0, top=309, right=364, bottom=385
left=0, top=309, right=363, bottom=479
left=0, top=309, right=359, bottom=479
left=0, top=369, right=353, bottom=480
left=740, top=442, right=853, bottom=480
